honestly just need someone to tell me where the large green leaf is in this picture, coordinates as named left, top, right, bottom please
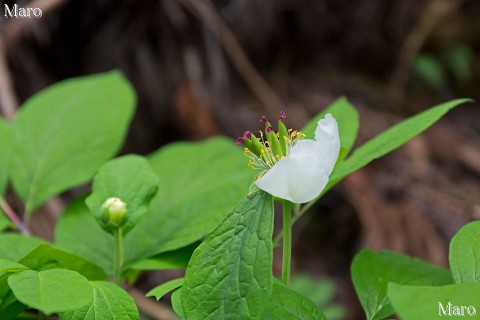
left=331, top=99, right=471, bottom=182
left=18, top=244, right=107, bottom=280
left=262, top=280, right=326, bottom=320
left=388, top=283, right=480, bottom=320
left=56, top=138, right=254, bottom=271
left=302, top=97, right=359, bottom=161
left=0, top=118, right=12, bottom=196
left=0, top=234, right=45, bottom=261
left=85, top=155, right=158, bottom=234
left=147, top=278, right=184, bottom=301
left=450, top=221, right=480, bottom=284
left=10, top=71, right=135, bottom=213
left=351, top=249, right=452, bottom=320
left=60, top=281, right=139, bottom=320
left=8, top=269, right=92, bottom=315
left=181, top=190, right=274, bottom=319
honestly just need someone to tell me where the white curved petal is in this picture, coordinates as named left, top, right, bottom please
left=289, top=139, right=321, bottom=159
left=255, top=155, right=329, bottom=204
left=313, top=113, right=340, bottom=175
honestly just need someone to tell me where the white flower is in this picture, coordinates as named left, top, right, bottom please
left=238, top=112, right=340, bottom=204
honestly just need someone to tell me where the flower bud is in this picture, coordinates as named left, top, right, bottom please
left=99, top=197, right=127, bottom=229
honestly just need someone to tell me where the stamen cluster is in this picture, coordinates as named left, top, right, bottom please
left=236, top=112, right=305, bottom=179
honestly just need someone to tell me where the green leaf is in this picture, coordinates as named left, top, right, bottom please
left=0, top=259, right=28, bottom=276
left=388, top=282, right=480, bottom=320
left=332, top=99, right=471, bottom=182
left=181, top=190, right=274, bottom=320
left=0, top=118, right=12, bottom=196
left=351, top=249, right=452, bottom=320
left=262, top=280, right=326, bottom=320
left=147, top=278, right=184, bottom=301
left=10, top=71, right=135, bottom=213
left=55, top=197, right=113, bottom=276
left=8, top=269, right=92, bottom=315
left=0, top=234, right=45, bottom=261
left=18, top=244, right=107, bottom=280
left=56, top=138, right=254, bottom=271
left=127, top=242, right=198, bottom=271
left=449, top=221, right=480, bottom=284
left=289, top=274, right=345, bottom=320
left=289, top=274, right=334, bottom=306
left=302, top=97, right=359, bottom=161
left=128, top=137, right=254, bottom=261
left=413, top=54, right=446, bottom=90
left=86, top=155, right=158, bottom=234
left=60, top=281, right=139, bottom=320
left=171, top=289, right=184, bottom=319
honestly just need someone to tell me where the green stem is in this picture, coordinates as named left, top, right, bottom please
left=281, top=201, right=292, bottom=285
left=113, top=228, right=124, bottom=286
left=274, top=186, right=329, bottom=243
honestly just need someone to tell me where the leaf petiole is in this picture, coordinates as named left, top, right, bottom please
left=113, top=228, right=124, bottom=286
left=281, top=201, right=292, bottom=285
left=0, top=197, right=30, bottom=235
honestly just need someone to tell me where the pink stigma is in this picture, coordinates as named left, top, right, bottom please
left=266, top=126, right=273, bottom=133
left=279, top=111, right=286, bottom=120
left=243, top=131, right=252, bottom=139
left=260, top=116, right=268, bottom=123
left=236, top=137, right=244, bottom=145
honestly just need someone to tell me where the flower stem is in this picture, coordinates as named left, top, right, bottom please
left=0, top=197, right=29, bottom=235
left=274, top=190, right=325, bottom=243
left=113, top=228, right=124, bottom=286
left=281, top=201, right=292, bottom=285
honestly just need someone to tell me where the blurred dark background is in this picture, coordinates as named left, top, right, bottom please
left=1, top=0, right=480, bottom=318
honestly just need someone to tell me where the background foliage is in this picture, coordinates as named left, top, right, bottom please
left=1, top=0, right=480, bottom=318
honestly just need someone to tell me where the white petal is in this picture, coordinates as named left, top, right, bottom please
left=289, top=139, right=321, bottom=159
left=313, top=113, right=340, bottom=175
left=255, top=154, right=329, bottom=204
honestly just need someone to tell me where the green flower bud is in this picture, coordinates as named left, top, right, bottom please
left=99, top=197, right=127, bottom=229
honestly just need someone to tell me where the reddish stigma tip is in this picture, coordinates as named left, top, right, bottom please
left=266, top=126, right=273, bottom=133
left=243, top=131, right=252, bottom=139
left=279, top=111, right=286, bottom=120
left=260, top=116, right=268, bottom=123
left=236, top=137, right=244, bottom=145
